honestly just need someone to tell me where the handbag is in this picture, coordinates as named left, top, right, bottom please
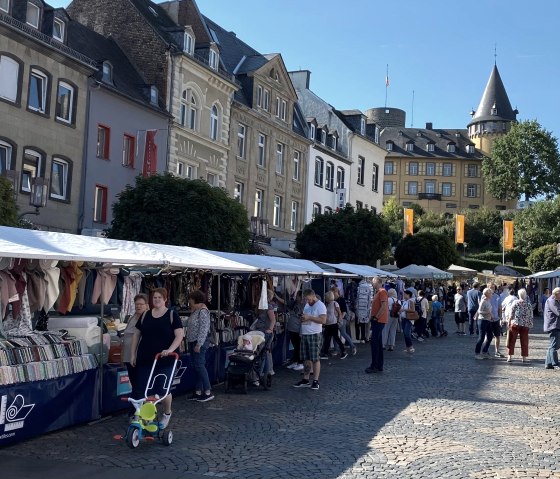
left=406, top=310, right=419, bottom=321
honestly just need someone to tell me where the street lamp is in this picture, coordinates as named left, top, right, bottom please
left=463, top=242, right=468, bottom=258
left=19, top=177, right=48, bottom=220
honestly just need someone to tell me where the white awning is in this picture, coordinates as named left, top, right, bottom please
left=394, top=264, right=451, bottom=279
left=321, top=262, right=397, bottom=278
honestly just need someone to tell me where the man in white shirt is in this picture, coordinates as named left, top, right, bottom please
left=293, top=289, right=327, bottom=391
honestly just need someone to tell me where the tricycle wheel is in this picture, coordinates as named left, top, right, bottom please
left=126, top=427, right=140, bottom=449
left=162, top=430, right=173, bottom=446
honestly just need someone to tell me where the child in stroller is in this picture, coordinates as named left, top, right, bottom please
left=225, top=331, right=273, bottom=393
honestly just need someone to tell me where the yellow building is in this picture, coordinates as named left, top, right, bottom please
left=376, top=65, right=518, bottom=214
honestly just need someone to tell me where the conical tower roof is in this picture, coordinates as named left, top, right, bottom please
left=468, top=65, right=516, bottom=126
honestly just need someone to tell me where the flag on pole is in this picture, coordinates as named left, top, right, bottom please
left=403, top=208, right=414, bottom=237
left=142, top=130, right=158, bottom=178
left=503, top=220, right=514, bottom=250
left=455, top=214, right=465, bottom=244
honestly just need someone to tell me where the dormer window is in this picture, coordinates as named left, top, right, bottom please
left=374, top=126, right=379, bottom=144
left=447, top=143, right=456, bottom=153
left=184, top=32, right=194, bottom=55
left=309, top=123, right=316, bottom=141
left=102, top=61, right=113, bottom=84
left=386, top=141, right=393, bottom=152
left=53, top=18, right=65, bottom=42
left=26, top=2, right=40, bottom=28
left=406, top=142, right=414, bottom=152
left=360, top=117, right=366, bottom=135
left=0, top=0, right=9, bottom=13
left=416, top=131, right=422, bottom=137
left=427, top=142, right=435, bottom=152
left=491, top=102, right=497, bottom=115
left=466, top=144, right=475, bottom=154
left=320, top=129, right=326, bottom=145
left=331, top=135, right=338, bottom=151
left=150, top=86, right=158, bottom=105
left=209, top=49, right=219, bottom=71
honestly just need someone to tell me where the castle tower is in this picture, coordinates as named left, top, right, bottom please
left=468, top=65, right=518, bottom=155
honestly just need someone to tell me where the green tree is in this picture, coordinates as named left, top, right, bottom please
left=107, top=174, right=250, bottom=252
left=513, top=197, right=560, bottom=256
left=482, top=120, right=560, bottom=201
left=526, top=244, right=560, bottom=273
left=381, top=196, right=401, bottom=225
left=296, top=205, right=390, bottom=265
left=416, top=211, right=454, bottom=238
left=0, top=177, right=19, bottom=226
left=394, top=231, right=459, bottom=270
left=462, top=206, right=503, bottom=250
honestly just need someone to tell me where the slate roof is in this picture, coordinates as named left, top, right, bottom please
left=468, top=65, right=517, bottom=126
left=67, top=19, right=167, bottom=113
left=128, top=0, right=183, bottom=49
left=380, top=127, right=482, bottom=159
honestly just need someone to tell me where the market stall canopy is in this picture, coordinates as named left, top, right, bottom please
left=320, top=262, right=397, bottom=278
left=525, top=269, right=560, bottom=279
left=447, top=264, right=477, bottom=277
left=205, top=251, right=326, bottom=275
left=426, top=265, right=453, bottom=279
left=394, top=264, right=451, bottom=279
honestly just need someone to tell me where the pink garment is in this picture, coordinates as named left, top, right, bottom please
left=91, top=268, right=119, bottom=304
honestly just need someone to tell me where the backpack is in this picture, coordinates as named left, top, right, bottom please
left=390, top=299, right=401, bottom=318
left=415, top=298, right=424, bottom=318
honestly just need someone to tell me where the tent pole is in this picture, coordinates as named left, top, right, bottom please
left=98, top=268, right=105, bottom=419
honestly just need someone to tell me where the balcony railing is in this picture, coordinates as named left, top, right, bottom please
left=418, top=192, right=442, bottom=201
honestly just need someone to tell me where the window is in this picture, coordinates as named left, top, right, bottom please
left=427, top=143, right=435, bottom=152
left=384, top=162, right=394, bottom=175
left=234, top=182, right=244, bottom=203
left=184, top=32, right=193, bottom=54
left=21, top=149, right=42, bottom=193
left=466, top=144, right=475, bottom=154
left=209, top=49, right=219, bottom=70
left=383, top=181, right=393, bottom=195
left=150, top=86, right=158, bottom=105
left=94, top=185, right=108, bottom=223
left=336, top=166, right=345, bottom=189
left=447, top=143, right=456, bottom=153
left=374, top=126, right=380, bottom=144
left=469, top=204, right=480, bottom=210
left=275, top=97, right=280, bottom=117
left=312, top=202, right=321, bottom=218
left=406, top=142, right=414, bottom=152
left=426, top=162, right=435, bottom=176
left=280, top=99, right=287, bottom=121
left=177, top=162, right=194, bottom=179
left=409, top=162, right=418, bottom=176
left=0, top=55, right=20, bottom=103
left=386, top=141, right=393, bottom=151
left=28, top=69, right=48, bottom=113
left=357, top=156, right=365, bottom=185
left=446, top=203, right=457, bottom=209
left=320, top=129, right=326, bottom=145
left=176, top=161, right=185, bottom=176
left=263, top=89, right=270, bottom=111
left=290, top=201, right=299, bottom=231
left=210, top=105, right=219, bottom=140
left=256, top=85, right=262, bottom=108
left=442, top=182, right=452, bottom=197
left=55, top=81, right=74, bottom=124
left=309, top=123, right=316, bottom=140
left=50, top=157, right=69, bottom=200
left=257, top=133, right=266, bottom=167
left=0, top=140, right=12, bottom=173
left=53, top=18, right=65, bottom=42
left=466, top=184, right=477, bottom=198
left=237, top=123, right=246, bottom=158
left=254, top=189, right=263, bottom=217
left=443, top=163, right=452, bottom=176
left=314, top=157, right=324, bottom=186
left=26, top=2, right=40, bottom=28
left=425, top=180, right=436, bottom=194
left=181, top=89, right=199, bottom=130
left=372, top=163, right=379, bottom=192
left=325, top=162, right=334, bottom=191
left=360, top=117, right=366, bottom=135
left=467, top=164, right=478, bottom=177
left=0, top=0, right=9, bottom=13
left=331, top=135, right=337, bottom=151
left=324, top=206, right=332, bottom=214
left=102, top=61, right=113, bottom=84
left=292, top=150, right=300, bottom=181
left=407, top=181, right=418, bottom=195
left=122, top=134, right=135, bottom=167
left=273, top=195, right=282, bottom=227
left=96, top=125, right=110, bottom=160
left=207, top=173, right=216, bottom=186
left=185, top=164, right=194, bottom=179
left=275, top=142, right=284, bottom=174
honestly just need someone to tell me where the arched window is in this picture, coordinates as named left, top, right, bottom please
left=180, top=88, right=199, bottom=130
left=312, top=202, right=321, bottom=218
left=314, top=157, right=324, bottom=187
left=336, top=166, right=345, bottom=190
left=325, top=161, right=334, bottom=191
left=210, top=104, right=219, bottom=140
left=102, top=61, right=113, bottom=84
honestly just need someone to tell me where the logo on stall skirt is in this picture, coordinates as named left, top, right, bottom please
left=0, top=394, right=35, bottom=432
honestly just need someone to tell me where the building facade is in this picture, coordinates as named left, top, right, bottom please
left=0, top=0, right=96, bottom=232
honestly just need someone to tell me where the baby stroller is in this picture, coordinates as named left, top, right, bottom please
left=225, top=331, right=272, bottom=393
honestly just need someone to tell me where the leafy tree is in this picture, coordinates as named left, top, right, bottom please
left=394, top=231, right=459, bottom=270
left=513, top=197, right=560, bottom=256
left=416, top=211, right=454, bottom=238
left=107, top=174, right=250, bottom=252
left=382, top=196, right=401, bottom=225
left=296, top=205, right=390, bottom=265
left=526, top=244, right=560, bottom=273
left=0, top=177, right=19, bottom=226
left=482, top=120, right=560, bottom=201
left=462, top=206, right=503, bottom=250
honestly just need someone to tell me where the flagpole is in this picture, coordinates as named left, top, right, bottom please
left=502, top=220, right=505, bottom=265
left=384, top=64, right=389, bottom=108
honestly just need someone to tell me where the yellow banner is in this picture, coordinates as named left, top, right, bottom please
left=503, top=220, right=514, bottom=250
left=403, top=208, right=414, bottom=237
left=455, top=214, right=465, bottom=244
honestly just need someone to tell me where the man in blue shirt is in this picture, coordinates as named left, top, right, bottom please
left=544, top=288, right=560, bottom=369
left=466, top=282, right=481, bottom=336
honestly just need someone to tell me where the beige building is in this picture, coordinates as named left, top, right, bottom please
left=0, top=1, right=96, bottom=232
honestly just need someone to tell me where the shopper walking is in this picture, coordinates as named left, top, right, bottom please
left=401, top=290, right=415, bottom=353
left=320, top=291, right=347, bottom=359
left=454, top=286, right=467, bottom=335
left=382, top=288, right=400, bottom=351
left=286, top=291, right=304, bottom=371
left=507, top=288, right=533, bottom=362
left=474, top=287, right=494, bottom=360
left=543, top=287, right=560, bottom=370
left=467, top=282, right=481, bottom=336
left=366, top=277, right=388, bottom=373
left=332, top=287, right=356, bottom=356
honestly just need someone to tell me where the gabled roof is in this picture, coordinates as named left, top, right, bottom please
left=128, top=0, right=183, bottom=48
left=468, top=65, right=517, bottom=126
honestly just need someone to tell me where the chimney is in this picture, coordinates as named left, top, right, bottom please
left=425, top=122, right=433, bottom=130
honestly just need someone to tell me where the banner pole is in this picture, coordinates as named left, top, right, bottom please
left=502, top=220, right=505, bottom=265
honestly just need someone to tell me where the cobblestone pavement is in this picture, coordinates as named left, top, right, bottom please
left=2, top=313, right=560, bottom=479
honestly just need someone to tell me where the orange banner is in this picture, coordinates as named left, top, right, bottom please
left=503, top=220, right=514, bottom=250
left=403, top=208, right=414, bottom=237
left=455, top=214, right=465, bottom=244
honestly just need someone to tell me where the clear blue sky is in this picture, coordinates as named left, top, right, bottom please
left=52, top=0, right=560, bottom=136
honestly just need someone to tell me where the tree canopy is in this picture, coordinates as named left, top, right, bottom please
left=482, top=120, right=560, bottom=201
left=0, top=177, right=19, bottom=227
left=394, top=231, right=459, bottom=270
left=513, top=197, right=560, bottom=256
left=526, top=244, right=560, bottom=273
left=296, top=206, right=390, bottom=265
left=107, top=174, right=250, bottom=252
left=462, top=206, right=504, bottom=250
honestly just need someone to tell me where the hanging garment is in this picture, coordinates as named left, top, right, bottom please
left=0, top=270, right=19, bottom=319
left=9, top=259, right=28, bottom=319
left=122, top=273, right=143, bottom=317
left=42, top=264, right=61, bottom=311
left=3, top=273, right=33, bottom=336
left=356, top=279, right=373, bottom=323
left=91, top=268, right=119, bottom=304
left=25, top=267, right=47, bottom=314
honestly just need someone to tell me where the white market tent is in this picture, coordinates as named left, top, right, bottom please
left=447, top=263, right=477, bottom=277
left=394, top=264, right=451, bottom=279
left=426, top=265, right=453, bottom=279
left=525, top=269, right=560, bottom=280
left=320, top=262, right=397, bottom=278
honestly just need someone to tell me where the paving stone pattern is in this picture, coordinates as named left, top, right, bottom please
left=2, top=313, right=560, bottom=479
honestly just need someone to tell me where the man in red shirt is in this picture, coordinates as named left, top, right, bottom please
left=366, top=277, right=388, bottom=373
